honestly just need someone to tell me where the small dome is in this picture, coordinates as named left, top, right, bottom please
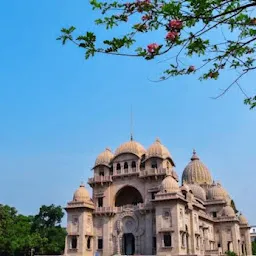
left=73, top=184, right=90, bottom=202
left=221, top=205, right=236, bottom=217
left=147, top=138, right=172, bottom=159
left=160, top=175, right=179, bottom=193
left=239, top=214, right=248, bottom=225
left=188, top=183, right=206, bottom=201
left=172, top=170, right=179, bottom=181
left=94, top=148, right=113, bottom=167
left=180, top=182, right=190, bottom=192
left=182, top=150, right=212, bottom=185
left=115, top=139, right=146, bottom=157
left=207, top=182, right=228, bottom=201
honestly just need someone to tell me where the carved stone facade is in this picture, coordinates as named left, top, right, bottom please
left=64, top=138, right=252, bottom=256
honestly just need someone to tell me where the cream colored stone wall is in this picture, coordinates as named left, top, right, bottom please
left=64, top=140, right=252, bottom=256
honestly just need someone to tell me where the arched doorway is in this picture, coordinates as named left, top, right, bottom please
left=115, top=186, right=143, bottom=207
left=123, top=233, right=135, bottom=255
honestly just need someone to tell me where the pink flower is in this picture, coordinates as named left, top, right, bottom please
left=147, top=43, right=159, bottom=53
left=169, top=20, right=183, bottom=29
left=166, top=31, right=178, bottom=41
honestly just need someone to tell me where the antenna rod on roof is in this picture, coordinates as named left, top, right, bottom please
left=130, top=105, right=133, bottom=141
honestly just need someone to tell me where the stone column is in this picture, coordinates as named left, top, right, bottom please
left=135, top=235, right=140, bottom=254
left=221, top=230, right=227, bottom=254
left=145, top=213, right=153, bottom=254
left=116, top=234, right=121, bottom=255
left=244, top=228, right=252, bottom=255
left=189, top=211, right=196, bottom=254
left=231, top=225, right=239, bottom=255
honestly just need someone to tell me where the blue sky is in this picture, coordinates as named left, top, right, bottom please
left=0, top=1, right=255, bottom=225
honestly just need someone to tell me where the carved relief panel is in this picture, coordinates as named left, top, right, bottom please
left=71, top=215, right=79, bottom=233
left=162, top=208, right=172, bottom=228
left=86, top=213, right=93, bottom=234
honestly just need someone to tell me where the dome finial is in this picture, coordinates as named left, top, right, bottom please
left=80, top=181, right=85, bottom=187
left=156, top=137, right=161, bottom=143
left=130, top=105, right=134, bottom=141
left=191, top=149, right=199, bottom=161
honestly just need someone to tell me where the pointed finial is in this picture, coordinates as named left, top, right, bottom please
left=80, top=181, right=85, bottom=187
left=156, top=137, right=161, bottom=143
left=191, top=149, right=199, bottom=161
left=106, top=147, right=111, bottom=152
left=130, top=105, right=134, bottom=141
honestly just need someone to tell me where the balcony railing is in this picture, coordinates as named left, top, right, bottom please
left=113, top=167, right=139, bottom=176
left=93, top=203, right=150, bottom=214
left=139, top=168, right=171, bottom=177
left=88, top=175, right=113, bottom=184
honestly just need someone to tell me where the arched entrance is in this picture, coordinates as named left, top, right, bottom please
left=123, top=233, right=135, bottom=255
left=115, top=186, right=143, bottom=207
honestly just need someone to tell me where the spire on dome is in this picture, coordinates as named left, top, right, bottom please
left=156, top=137, right=161, bottom=143
left=191, top=149, right=199, bottom=161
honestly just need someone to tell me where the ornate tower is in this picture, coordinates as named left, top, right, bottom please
left=64, top=184, right=95, bottom=256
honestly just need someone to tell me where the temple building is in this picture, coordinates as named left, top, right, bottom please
left=64, top=138, right=252, bottom=256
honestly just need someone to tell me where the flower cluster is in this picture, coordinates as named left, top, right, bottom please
left=169, top=20, right=183, bottom=30
left=125, top=0, right=152, bottom=13
left=166, top=31, right=178, bottom=41
left=147, top=43, right=159, bottom=53
left=166, top=19, right=183, bottom=42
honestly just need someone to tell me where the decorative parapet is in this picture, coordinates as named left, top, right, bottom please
left=88, top=175, right=113, bottom=185
left=112, top=167, right=139, bottom=177
left=93, top=206, right=116, bottom=216
left=139, top=168, right=171, bottom=178
left=215, top=216, right=239, bottom=223
left=93, top=203, right=153, bottom=215
left=65, top=200, right=95, bottom=210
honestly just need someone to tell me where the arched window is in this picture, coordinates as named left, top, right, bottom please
left=110, top=166, right=113, bottom=176
left=163, top=233, right=172, bottom=247
left=151, top=160, right=157, bottom=168
left=71, top=236, right=77, bottom=249
left=140, top=162, right=145, bottom=169
left=131, top=161, right=136, bottom=168
left=115, top=186, right=143, bottom=207
left=99, top=167, right=104, bottom=176
left=124, top=162, right=128, bottom=169
left=167, top=161, right=170, bottom=170
left=116, top=163, right=121, bottom=170
left=87, top=237, right=91, bottom=250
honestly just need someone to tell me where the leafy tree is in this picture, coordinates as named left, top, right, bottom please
left=0, top=204, right=66, bottom=256
left=32, top=204, right=66, bottom=255
left=225, top=251, right=237, bottom=256
left=230, top=199, right=238, bottom=214
left=58, top=0, right=256, bottom=109
left=252, top=241, right=256, bottom=255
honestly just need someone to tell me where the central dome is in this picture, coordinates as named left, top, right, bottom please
left=182, top=150, right=212, bottom=185
left=115, top=139, right=146, bottom=157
